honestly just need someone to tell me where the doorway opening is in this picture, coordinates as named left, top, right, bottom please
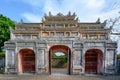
left=18, top=48, right=35, bottom=73
left=85, top=49, right=103, bottom=74
left=51, top=52, right=67, bottom=75
left=49, top=45, right=71, bottom=75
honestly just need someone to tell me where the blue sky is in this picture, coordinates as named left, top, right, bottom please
left=0, top=0, right=120, bottom=53
left=0, top=0, right=119, bottom=23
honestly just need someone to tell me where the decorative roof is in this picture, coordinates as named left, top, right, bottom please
left=14, top=12, right=109, bottom=31
left=43, top=12, right=77, bottom=21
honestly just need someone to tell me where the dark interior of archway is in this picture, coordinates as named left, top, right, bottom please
left=85, top=49, right=102, bottom=74
left=20, top=49, right=35, bottom=73
left=49, top=45, right=71, bottom=75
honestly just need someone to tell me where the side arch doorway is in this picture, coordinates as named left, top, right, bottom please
left=49, top=45, right=71, bottom=75
left=18, top=48, right=35, bottom=73
left=85, top=49, right=103, bottom=74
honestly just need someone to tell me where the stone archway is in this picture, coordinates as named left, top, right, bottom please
left=49, top=45, right=71, bottom=75
left=85, top=49, right=103, bottom=74
left=18, top=48, right=35, bottom=73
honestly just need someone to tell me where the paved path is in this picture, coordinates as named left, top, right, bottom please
left=0, top=74, right=120, bottom=80
left=51, top=68, right=67, bottom=75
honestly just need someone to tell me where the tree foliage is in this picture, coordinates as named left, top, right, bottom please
left=0, top=51, right=5, bottom=57
left=52, top=53, right=67, bottom=63
left=0, top=14, right=15, bottom=51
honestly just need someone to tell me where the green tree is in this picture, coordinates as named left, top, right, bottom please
left=52, top=53, right=57, bottom=58
left=0, top=14, right=15, bottom=51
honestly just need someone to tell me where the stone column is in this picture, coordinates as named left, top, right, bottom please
left=5, top=49, right=15, bottom=73
left=68, top=24, right=70, bottom=27
left=87, top=34, right=89, bottom=39
left=105, top=49, right=116, bottom=74
left=36, top=49, right=45, bottom=74
left=64, top=24, right=65, bottom=28
left=72, top=50, right=83, bottom=74
left=5, top=49, right=8, bottom=73
left=82, top=48, right=86, bottom=74
left=103, top=48, right=106, bottom=74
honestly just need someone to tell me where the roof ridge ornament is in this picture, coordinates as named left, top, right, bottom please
left=20, top=19, right=24, bottom=24
left=44, top=13, right=47, bottom=17
left=103, top=20, right=107, bottom=25
left=96, top=18, right=101, bottom=24
left=57, top=12, right=63, bottom=16
left=68, top=11, right=71, bottom=16
left=76, top=17, right=79, bottom=21
left=49, top=11, right=52, bottom=16
left=73, top=12, right=76, bottom=16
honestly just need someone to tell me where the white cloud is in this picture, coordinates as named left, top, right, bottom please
left=22, top=13, right=42, bottom=22
left=43, top=0, right=60, bottom=14
left=84, top=0, right=105, bottom=9
left=21, top=0, right=45, bottom=7
left=94, top=9, right=120, bottom=22
left=20, top=0, right=119, bottom=23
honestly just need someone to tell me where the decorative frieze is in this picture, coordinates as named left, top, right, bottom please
left=17, top=42, right=35, bottom=47
left=85, top=42, right=104, bottom=47
left=73, top=42, right=83, bottom=48
left=37, top=43, right=47, bottom=48
left=106, top=43, right=117, bottom=48
left=5, top=43, right=15, bottom=48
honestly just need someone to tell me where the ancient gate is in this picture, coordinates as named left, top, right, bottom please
left=49, top=45, right=71, bottom=75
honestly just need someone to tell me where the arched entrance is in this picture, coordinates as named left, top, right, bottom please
left=85, top=49, right=103, bottom=74
left=49, top=45, right=71, bottom=75
left=18, top=48, right=35, bottom=73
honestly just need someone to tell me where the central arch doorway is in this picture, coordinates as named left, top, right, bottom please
left=49, top=45, right=71, bottom=75
left=18, top=48, right=35, bottom=73
left=85, top=49, right=103, bottom=74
